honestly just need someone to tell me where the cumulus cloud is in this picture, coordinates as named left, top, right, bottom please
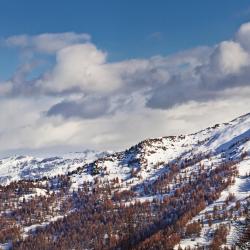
left=236, top=22, right=250, bottom=51
left=3, top=23, right=250, bottom=114
left=146, top=25, right=250, bottom=109
left=38, top=43, right=122, bottom=94
left=1, top=24, right=250, bottom=155
left=209, top=41, right=249, bottom=75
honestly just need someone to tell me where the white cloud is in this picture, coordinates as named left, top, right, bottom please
left=0, top=81, right=12, bottom=95
left=38, top=43, right=122, bottom=94
left=1, top=87, right=249, bottom=155
left=4, top=32, right=91, bottom=54
left=208, top=41, right=249, bottom=75
left=1, top=24, right=250, bottom=155
left=236, top=22, right=250, bottom=51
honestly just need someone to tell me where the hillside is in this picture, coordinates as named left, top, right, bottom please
left=0, top=150, right=109, bottom=186
left=0, top=113, right=249, bottom=250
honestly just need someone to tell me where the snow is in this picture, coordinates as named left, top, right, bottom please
left=0, top=242, right=12, bottom=250
left=1, top=113, right=249, bottom=191
left=204, top=113, right=250, bottom=153
left=0, top=150, right=108, bottom=185
left=22, top=214, right=66, bottom=239
left=175, top=157, right=250, bottom=249
left=1, top=112, right=250, bottom=248
left=18, top=188, right=47, bottom=202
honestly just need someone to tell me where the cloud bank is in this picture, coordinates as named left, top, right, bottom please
left=1, top=24, right=250, bottom=155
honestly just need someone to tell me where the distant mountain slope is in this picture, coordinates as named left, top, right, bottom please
left=0, top=113, right=249, bottom=250
left=0, top=150, right=109, bottom=185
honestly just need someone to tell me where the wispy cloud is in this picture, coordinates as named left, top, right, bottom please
left=3, top=32, right=91, bottom=54
left=234, top=6, right=250, bottom=18
left=148, top=32, right=163, bottom=41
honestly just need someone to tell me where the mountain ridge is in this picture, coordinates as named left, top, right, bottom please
left=0, top=113, right=249, bottom=249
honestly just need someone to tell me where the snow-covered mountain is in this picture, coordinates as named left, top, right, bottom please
left=0, top=113, right=249, bottom=250
left=0, top=150, right=109, bottom=186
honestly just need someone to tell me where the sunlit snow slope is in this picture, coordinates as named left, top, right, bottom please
left=0, top=113, right=249, bottom=249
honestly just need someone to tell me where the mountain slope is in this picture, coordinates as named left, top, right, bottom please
left=0, top=113, right=249, bottom=250
left=0, top=150, right=109, bottom=186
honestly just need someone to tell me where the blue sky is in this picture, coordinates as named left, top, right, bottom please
left=1, top=1, right=250, bottom=156
left=1, top=0, right=250, bottom=78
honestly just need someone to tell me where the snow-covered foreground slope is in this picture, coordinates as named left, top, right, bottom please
left=0, top=113, right=249, bottom=250
left=174, top=156, right=250, bottom=249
